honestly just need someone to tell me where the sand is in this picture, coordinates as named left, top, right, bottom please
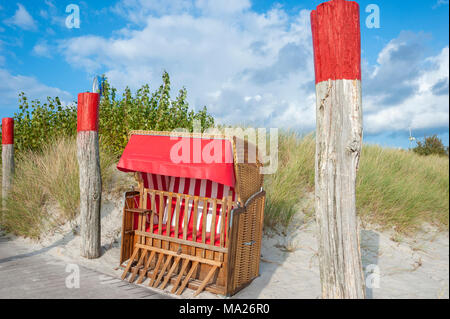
left=6, top=193, right=449, bottom=299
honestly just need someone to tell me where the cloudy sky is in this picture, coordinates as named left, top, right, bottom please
left=0, top=0, right=448, bottom=148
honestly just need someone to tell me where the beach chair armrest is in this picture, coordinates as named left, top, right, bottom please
left=229, top=188, right=265, bottom=228
left=243, top=188, right=266, bottom=209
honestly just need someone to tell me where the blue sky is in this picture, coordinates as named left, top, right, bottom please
left=0, top=0, right=448, bottom=149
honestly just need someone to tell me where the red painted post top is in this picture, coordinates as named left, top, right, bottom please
left=311, top=0, right=361, bottom=84
left=77, top=92, right=100, bottom=132
left=2, top=117, right=14, bottom=145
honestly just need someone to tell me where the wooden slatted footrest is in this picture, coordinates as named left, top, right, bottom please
left=121, top=243, right=222, bottom=296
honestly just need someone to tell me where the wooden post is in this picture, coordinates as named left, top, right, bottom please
left=77, top=92, right=102, bottom=259
left=2, top=118, right=14, bottom=213
left=311, top=0, right=365, bottom=298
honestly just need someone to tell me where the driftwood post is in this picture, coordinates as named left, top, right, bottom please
left=2, top=118, right=14, bottom=213
left=311, top=0, right=365, bottom=298
left=77, top=92, right=102, bottom=259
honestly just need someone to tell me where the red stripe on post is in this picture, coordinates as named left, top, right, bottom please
left=2, top=118, right=14, bottom=145
left=311, top=0, right=361, bottom=84
left=77, top=92, right=100, bottom=132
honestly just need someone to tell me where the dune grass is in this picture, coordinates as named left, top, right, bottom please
left=264, top=131, right=449, bottom=233
left=263, top=132, right=315, bottom=229
left=0, top=137, right=117, bottom=239
left=357, top=145, right=449, bottom=232
left=1, top=131, right=447, bottom=239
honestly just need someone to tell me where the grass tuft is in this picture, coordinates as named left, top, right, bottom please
left=0, top=137, right=117, bottom=239
left=263, top=131, right=315, bottom=230
left=357, top=145, right=449, bottom=232
left=264, top=132, right=449, bottom=233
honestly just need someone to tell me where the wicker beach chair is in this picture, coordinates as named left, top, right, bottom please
left=117, top=130, right=265, bottom=296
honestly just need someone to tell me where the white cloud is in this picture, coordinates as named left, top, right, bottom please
left=57, top=1, right=448, bottom=137
left=39, top=0, right=67, bottom=29
left=195, top=0, right=251, bottom=16
left=0, top=69, right=72, bottom=112
left=111, top=0, right=196, bottom=24
left=4, top=4, right=37, bottom=31
left=364, top=46, right=449, bottom=134
left=433, top=0, right=449, bottom=9
left=32, top=41, right=52, bottom=58
left=59, top=3, right=316, bottom=130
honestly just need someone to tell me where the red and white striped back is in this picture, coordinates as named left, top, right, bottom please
left=137, top=172, right=236, bottom=245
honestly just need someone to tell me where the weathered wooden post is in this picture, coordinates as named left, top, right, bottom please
left=2, top=118, right=14, bottom=212
left=77, top=92, right=102, bottom=259
left=311, top=0, right=365, bottom=298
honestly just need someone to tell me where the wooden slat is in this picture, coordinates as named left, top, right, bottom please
left=134, top=231, right=228, bottom=253
left=135, top=244, right=222, bottom=267
left=183, top=198, right=189, bottom=240
left=158, top=194, right=164, bottom=236
left=129, top=249, right=147, bottom=283
left=174, top=195, right=181, bottom=238
left=171, top=259, right=190, bottom=294
left=153, top=255, right=173, bottom=288
left=149, top=253, right=164, bottom=287
left=192, top=198, right=199, bottom=242
left=210, top=201, right=217, bottom=246
left=226, top=194, right=233, bottom=246
left=148, top=188, right=229, bottom=206
left=139, top=182, right=144, bottom=208
left=136, top=250, right=156, bottom=284
left=176, top=261, right=199, bottom=295
left=131, top=265, right=226, bottom=295
left=160, top=256, right=181, bottom=290
left=220, top=197, right=227, bottom=247
left=137, top=183, right=145, bottom=248
left=166, top=194, right=172, bottom=239
left=193, top=266, right=218, bottom=297
left=143, top=189, right=148, bottom=208
left=124, top=208, right=151, bottom=214
left=141, top=189, right=149, bottom=246
left=149, top=192, right=155, bottom=246
left=121, top=247, right=139, bottom=280
left=202, top=200, right=207, bottom=244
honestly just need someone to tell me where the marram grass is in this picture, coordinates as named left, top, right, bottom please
left=1, top=132, right=448, bottom=238
left=0, top=137, right=117, bottom=239
left=264, top=131, right=449, bottom=233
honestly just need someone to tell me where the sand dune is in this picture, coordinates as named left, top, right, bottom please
left=7, top=194, right=449, bottom=299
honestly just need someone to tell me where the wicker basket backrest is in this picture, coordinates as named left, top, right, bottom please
left=232, top=136, right=263, bottom=204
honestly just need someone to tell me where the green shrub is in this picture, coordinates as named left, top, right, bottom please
left=413, top=135, right=449, bottom=157
left=0, top=71, right=214, bottom=156
left=98, top=71, right=214, bottom=155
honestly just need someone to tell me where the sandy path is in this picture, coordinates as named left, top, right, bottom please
left=0, top=235, right=171, bottom=299
left=5, top=194, right=448, bottom=299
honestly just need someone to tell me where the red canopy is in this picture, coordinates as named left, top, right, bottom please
left=117, top=133, right=236, bottom=188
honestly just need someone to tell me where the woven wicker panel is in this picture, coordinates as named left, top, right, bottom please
left=233, top=137, right=263, bottom=204
left=233, top=195, right=265, bottom=290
